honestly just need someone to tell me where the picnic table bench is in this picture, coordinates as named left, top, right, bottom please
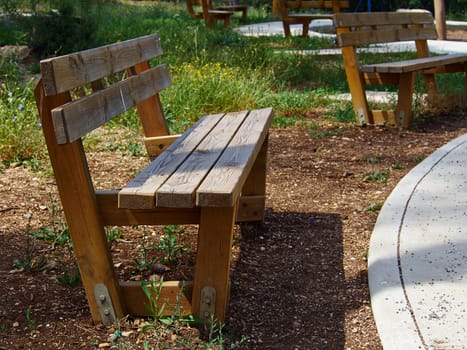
left=34, top=34, right=273, bottom=325
left=334, top=11, right=467, bottom=128
left=278, top=0, right=349, bottom=37
left=186, top=0, right=248, bottom=28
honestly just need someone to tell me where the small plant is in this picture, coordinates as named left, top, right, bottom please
left=25, top=307, right=36, bottom=332
left=332, top=102, right=356, bottom=123
left=307, top=121, right=348, bottom=139
left=106, top=227, right=124, bottom=245
left=127, top=141, right=144, bottom=157
left=365, top=156, right=380, bottom=164
left=202, top=314, right=248, bottom=349
left=364, top=203, right=383, bottom=212
left=13, top=215, right=48, bottom=273
left=363, top=169, right=390, bottom=183
left=134, top=230, right=158, bottom=272
left=392, top=160, right=405, bottom=169
left=140, top=278, right=197, bottom=333
left=30, top=193, right=71, bottom=249
left=55, top=263, right=81, bottom=286
left=361, top=249, right=369, bottom=261
left=156, top=225, right=191, bottom=265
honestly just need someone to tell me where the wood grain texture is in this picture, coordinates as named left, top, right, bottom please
left=361, top=54, right=467, bottom=74
left=334, top=11, right=434, bottom=28
left=40, top=35, right=162, bottom=96
left=191, top=206, right=236, bottom=322
left=35, top=81, right=125, bottom=324
left=156, top=111, right=249, bottom=208
left=196, top=108, right=273, bottom=207
left=51, top=64, right=171, bottom=144
left=120, top=281, right=193, bottom=317
left=118, top=114, right=224, bottom=209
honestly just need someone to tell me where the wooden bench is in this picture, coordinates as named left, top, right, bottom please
left=186, top=0, right=247, bottom=28
left=334, top=11, right=467, bottom=128
left=278, top=0, right=349, bottom=37
left=34, top=34, right=273, bottom=325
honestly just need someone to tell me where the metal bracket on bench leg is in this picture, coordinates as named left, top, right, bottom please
left=199, top=286, right=216, bottom=322
left=398, top=110, right=405, bottom=128
left=357, top=108, right=366, bottom=126
left=94, top=283, right=117, bottom=325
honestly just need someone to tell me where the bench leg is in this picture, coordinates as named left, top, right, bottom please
left=237, top=136, right=268, bottom=222
left=35, top=84, right=125, bottom=325
left=282, top=21, right=291, bottom=37
left=241, top=8, right=247, bottom=22
left=192, top=206, right=236, bottom=324
left=342, top=48, right=372, bottom=125
left=396, top=72, right=415, bottom=128
left=301, top=22, right=310, bottom=37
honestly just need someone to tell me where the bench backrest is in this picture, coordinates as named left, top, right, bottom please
left=37, top=34, right=170, bottom=145
left=280, top=0, right=349, bottom=15
left=334, top=11, right=437, bottom=48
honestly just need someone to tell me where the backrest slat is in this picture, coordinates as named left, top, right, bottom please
left=41, top=35, right=163, bottom=96
left=284, top=0, right=348, bottom=10
left=337, top=27, right=436, bottom=47
left=334, top=11, right=433, bottom=28
left=334, top=11, right=437, bottom=47
left=52, top=64, right=171, bottom=144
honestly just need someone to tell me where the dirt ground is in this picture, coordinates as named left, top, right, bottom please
left=1, top=102, right=466, bottom=349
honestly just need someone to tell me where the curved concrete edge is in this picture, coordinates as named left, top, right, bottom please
left=368, top=133, right=467, bottom=350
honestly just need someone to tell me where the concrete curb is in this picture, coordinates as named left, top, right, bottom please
left=368, top=133, right=467, bottom=349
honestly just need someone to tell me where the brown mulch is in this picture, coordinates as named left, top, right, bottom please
left=1, top=104, right=466, bottom=349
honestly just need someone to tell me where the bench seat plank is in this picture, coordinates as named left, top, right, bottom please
left=361, top=53, right=467, bottom=74
left=118, top=114, right=224, bottom=209
left=197, top=107, right=273, bottom=207
left=156, top=111, right=249, bottom=208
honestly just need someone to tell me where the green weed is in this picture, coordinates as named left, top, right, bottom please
left=140, top=278, right=198, bottom=332
left=363, top=169, right=390, bottom=183
left=365, top=156, right=380, bottom=164
left=134, top=230, right=158, bottom=272
left=12, top=215, right=48, bottom=273
left=55, top=263, right=81, bottom=286
left=364, top=203, right=383, bottom=212
left=156, top=225, right=191, bottom=265
left=25, top=307, right=36, bottom=332
left=202, top=314, right=248, bottom=349
left=392, top=160, right=405, bottom=169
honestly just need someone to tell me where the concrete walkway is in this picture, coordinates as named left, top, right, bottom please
left=368, top=133, right=467, bottom=349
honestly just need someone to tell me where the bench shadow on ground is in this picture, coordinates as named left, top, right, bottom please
left=227, top=209, right=367, bottom=349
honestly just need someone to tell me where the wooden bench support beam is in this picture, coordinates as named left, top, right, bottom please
left=396, top=72, right=416, bottom=128
left=97, top=190, right=265, bottom=225
left=120, top=281, right=193, bottom=317
left=35, top=83, right=126, bottom=325
left=144, top=134, right=181, bottom=159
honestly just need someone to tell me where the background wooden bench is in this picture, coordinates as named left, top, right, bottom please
left=186, top=0, right=247, bottom=28
left=35, top=34, right=273, bottom=325
left=278, top=0, right=349, bottom=37
left=334, top=11, right=467, bottom=128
